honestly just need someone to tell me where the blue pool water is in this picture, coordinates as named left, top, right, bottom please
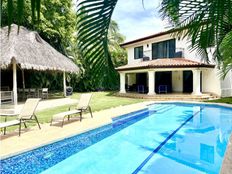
left=1, top=103, right=232, bottom=174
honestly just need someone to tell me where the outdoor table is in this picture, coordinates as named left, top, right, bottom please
left=0, top=109, right=19, bottom=135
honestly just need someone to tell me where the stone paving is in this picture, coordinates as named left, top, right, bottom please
left=0, top=97, right=78, bottom=113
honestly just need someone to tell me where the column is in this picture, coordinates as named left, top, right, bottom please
left=192, top=69, right=202, bottom=95
left=148, top=71, right=156, bottom=95
left=63, top=71, right=67, bottom=97
left=12, top=59, right=18, bottom=105
left=120, top=72, right=126, bottom=93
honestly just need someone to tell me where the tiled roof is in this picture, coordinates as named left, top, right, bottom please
left=116, top=58, right=215, bottom=71
left=120, top=29, right=176, bottom=47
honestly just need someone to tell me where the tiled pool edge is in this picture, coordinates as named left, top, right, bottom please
left=148, top=100, right=232, bottom=109
left=0, top=121, right=112, bottom=160
left=220, top=134, right=232, bottom=174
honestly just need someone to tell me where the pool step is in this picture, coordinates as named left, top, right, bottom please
left=116, top=92, right=216, bottom=101
left=112, top=109, right=150, bottom=127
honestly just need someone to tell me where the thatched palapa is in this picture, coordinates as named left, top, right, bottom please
left=0, top=24, right=79, bottom=73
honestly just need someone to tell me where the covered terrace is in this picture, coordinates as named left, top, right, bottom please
left=0, top=24, right=79, bottom=105
left=116, top=58, right=215, bottom=97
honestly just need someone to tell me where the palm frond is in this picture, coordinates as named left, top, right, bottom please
left=77, top=0, right=119, bottom=89
left=160, top=0, right=232, bottom=68
left=220, top=30, right=232, bottom=76
left=5, top=0, right=40, bottom=30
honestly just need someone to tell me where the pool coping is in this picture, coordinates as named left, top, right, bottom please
left=1, top=100, right=232, bottom=174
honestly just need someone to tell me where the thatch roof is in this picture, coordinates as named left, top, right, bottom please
left=0, top=24, right=79, bottom=73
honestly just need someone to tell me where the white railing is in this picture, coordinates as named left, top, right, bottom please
left=143, top=50, right=151, bottom=58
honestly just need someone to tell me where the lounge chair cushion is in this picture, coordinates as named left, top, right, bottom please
left=0, top=120, right=20, bottom=128
left=52, top=110, right=81, bottom=121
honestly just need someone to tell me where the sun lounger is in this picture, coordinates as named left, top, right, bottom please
left=51, top=93, right=93, bottom=127
left=0, top=98, right=41, bottom=136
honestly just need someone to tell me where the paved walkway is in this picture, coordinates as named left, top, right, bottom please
left=0, top=98, right=78, bottom=113
left=0, top=101, right=153, bottom=158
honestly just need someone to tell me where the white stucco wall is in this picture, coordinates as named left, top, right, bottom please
left=127, top=34, right=174, bottom=64
left=220, top=70, right=232, bottom=97
left=127, top=74, right=136, bottom=85
left=172, top=71, right=183, bottom=92
left=202, top=68, right=221, bottom=96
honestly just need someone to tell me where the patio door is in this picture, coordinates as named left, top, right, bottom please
left=155, top=71, right=172, bottom=93
left=183, top=71, right=193, bottom=93
left=136, top=73, right=148, bottom=93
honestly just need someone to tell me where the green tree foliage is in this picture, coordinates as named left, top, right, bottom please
left=1, top=0, right=77, bottom=54
left=2, top=0, right=127, bottom=91
left=108, top=20, right=127, bottom=67
left=160, top=0, right=232, bottom=75
left=68, top=20, right=126, bottom=92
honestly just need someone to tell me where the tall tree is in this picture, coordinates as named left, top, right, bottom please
left=108, top=20, right=127, bottom=67
left=1, top=0, right=77, bottom=55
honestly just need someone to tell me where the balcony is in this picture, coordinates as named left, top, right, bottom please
left=175, top=48, right=185, bottom=58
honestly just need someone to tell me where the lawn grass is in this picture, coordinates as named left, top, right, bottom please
left=206, top=97, right=232, bottom=104
left=1, top=92, right=145, bottom=132
left=37, top=91, right=145, bottom=123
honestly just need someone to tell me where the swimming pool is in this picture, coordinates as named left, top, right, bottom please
left=1, top=103, right=232, bottom=174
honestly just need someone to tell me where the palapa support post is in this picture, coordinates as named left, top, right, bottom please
left=63, top=71, right=67, bottom=97
left=12, top=59, right=18, bottom=105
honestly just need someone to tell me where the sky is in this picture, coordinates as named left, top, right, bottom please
left=112, top=0, right=168, bottom=41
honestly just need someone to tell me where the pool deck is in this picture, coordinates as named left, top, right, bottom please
left=0, top=97, right=79, bottom=112
left=0, top=101, right=153, bottom=158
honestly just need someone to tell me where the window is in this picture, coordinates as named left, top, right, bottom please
left=134, top=46, right=143, bottom=59
left=152, top=39, right=176, bottom=59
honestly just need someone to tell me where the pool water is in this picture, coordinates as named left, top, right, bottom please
left=1, top=103, right=232, bottom=174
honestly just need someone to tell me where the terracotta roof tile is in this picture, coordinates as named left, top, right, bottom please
left=116, top=58, right=215, bottom=71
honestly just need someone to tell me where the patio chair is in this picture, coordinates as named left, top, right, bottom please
left=51, top=93, right=93, bottom=127
left=0, top=98, right=41, bottom=136
left=158, top=85, right=168, bottom=94
left=41, top=88, right=48, bottom=99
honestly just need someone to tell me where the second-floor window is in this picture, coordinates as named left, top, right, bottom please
left=134, top=46, right=143, bottom=59
left=152, top=39, right=176, bottom=59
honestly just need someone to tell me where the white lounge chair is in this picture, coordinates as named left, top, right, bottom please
left=0, top=98, right=41, bottom=136
left=51, top=93, right=93, bottom=127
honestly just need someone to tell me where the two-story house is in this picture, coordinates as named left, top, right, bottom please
left=116, top=30, right=232, bottom=97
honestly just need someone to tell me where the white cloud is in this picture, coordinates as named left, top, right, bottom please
left=112, top=0, right=167, bottom=41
